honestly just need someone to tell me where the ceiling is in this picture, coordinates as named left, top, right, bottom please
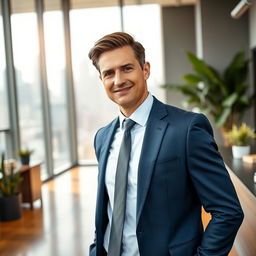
left=8, top=0, right=197, bottom=14
left=71, top=0, right=197, bottom=9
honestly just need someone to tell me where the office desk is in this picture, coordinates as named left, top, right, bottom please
left=218, top=147, right=256, bottom=256
left=19, top=162, right=42, bottom=210
left=219, top=147, right=256, bottom=197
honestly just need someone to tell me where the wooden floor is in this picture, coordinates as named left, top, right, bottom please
left=0, top=166, right=255, bottom=256
left=0, top=167, right=97, bottom=256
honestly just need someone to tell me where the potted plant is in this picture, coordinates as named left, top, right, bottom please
left=0, top=153, right=23, bottom=221
left=17, top=149, right=34, bottom=165
left=227, top=123, right=255, bottom=158
left=162, top=51, right=255, bottom=145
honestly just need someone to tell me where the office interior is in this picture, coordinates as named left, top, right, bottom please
left=0, top=0, right=256, bottom=255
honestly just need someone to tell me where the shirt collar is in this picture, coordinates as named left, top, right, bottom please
left=119, top=93, right=153, bottom=129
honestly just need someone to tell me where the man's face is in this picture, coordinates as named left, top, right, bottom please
left=98, top=45, right=150, bottom=116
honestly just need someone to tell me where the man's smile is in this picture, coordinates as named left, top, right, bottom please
left=114, top=85, right=134, bottom=94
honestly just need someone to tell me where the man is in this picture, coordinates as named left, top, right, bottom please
left=88, top=32, right=243, bottom=256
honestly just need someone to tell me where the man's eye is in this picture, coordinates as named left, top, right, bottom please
left=123, top=66, right=133, bottom=72
left=104, top=71, right=114, bottom=77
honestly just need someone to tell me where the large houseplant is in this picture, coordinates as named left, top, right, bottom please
left=0, top=153, right=23, bottom=221
left=162, top=51, right=255, bottom=145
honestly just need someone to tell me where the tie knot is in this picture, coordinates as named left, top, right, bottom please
left=123, top=118, right=136, bottom=131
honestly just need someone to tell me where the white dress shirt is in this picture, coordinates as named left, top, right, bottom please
left=103, top=93, right=153, bottom=256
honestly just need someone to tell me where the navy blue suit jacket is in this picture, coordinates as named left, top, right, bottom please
left=90, top=97, right=243, bottom=256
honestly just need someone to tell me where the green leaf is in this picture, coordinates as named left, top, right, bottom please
left=228, top=51, right=245, bottom=70
left=215, top=107, right=232, bottom=127
left=187, top=53, right=211, bottom=77
left=188, top=96, right=201, bottom=104
left=222, top=93, right=238, bottom=107
left=179, top=86, right=198, bottom=95
left=0, top=153, right=23, bottom=196
left=161, top=84, right=185, bottom=90
left=205, top=93, right=219, bottom=106
left=224, top=51, right=248, bottom=88
left=236, top=84, right=249, bottom=95
left=162, top=83, right=201, bottom=97
left=186, top=52, right=227, bottom=95
left=183, top=74, right=202, bottom=85
left=187, top=53, right=218, bottom=82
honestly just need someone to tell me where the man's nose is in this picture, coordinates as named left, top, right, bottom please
left=114, top=71, right=125, bottom=86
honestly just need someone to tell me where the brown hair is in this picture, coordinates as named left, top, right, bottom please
left=88, top=32, right=145, bottom=71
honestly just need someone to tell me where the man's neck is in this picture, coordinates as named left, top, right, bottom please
left=119, top=92, right=149, bottom=117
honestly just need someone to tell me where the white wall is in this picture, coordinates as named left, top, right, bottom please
left=162, top=6, right=196, bottom=107
left=197, top=0, right=249, bottom=71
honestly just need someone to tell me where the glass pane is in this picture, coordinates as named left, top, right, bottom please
left=123, top=3, right=165, bottom=100
left=11, top=0, right=47, bottom=179
left=0, top=132, right=6, bottom=154
left=0, top=14, right=9, bottom=129
left=70, top=5, right=121, bottom=161
left=44, top=1, right=71, bottom=174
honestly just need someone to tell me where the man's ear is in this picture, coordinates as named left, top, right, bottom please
left=143, top=62, right=150, bottom=80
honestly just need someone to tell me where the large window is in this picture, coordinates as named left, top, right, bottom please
left=70, top=5, right=121, bottom=161
left=0, top=16, right=9, bottom=130
left=123, top=4, right=165, bottom=99
left=0, top=7, right=10, bottom=155
left=11, top=0, right=46, bottom=177
left=0, top=132, right=6, bottom=153
left=3, top=0, right=165, bottom=174
left=70, top=3, right=164, bottom=162
left=44, top=0, right=71, bottom=174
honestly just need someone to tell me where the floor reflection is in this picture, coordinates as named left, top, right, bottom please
left=0, top=166, right=97, bottom=256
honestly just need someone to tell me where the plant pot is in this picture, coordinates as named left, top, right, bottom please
left=232, top=145, right=250, bottom=159
left=20, top=155, right=30, bottom=165
left=0, top=193, right=22, bottom=221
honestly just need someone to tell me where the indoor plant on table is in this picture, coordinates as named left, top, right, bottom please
left=17, top=149, right=34, bottom=165
left=0, top=153, right=23, bottom=221
left=162, top=51, right=255, bottom=145
left=227, top=123, right=255, bottom=158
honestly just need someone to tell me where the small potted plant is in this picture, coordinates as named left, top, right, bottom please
left=0, top=153, right=23, bottom=221
left=17, top=149, right=34, bottom=165
left=227, top=123, right=255, bottom=158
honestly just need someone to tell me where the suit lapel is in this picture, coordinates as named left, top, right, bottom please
left=136, top=99, right=168, bottom=225
left=96, top=118, right=119, bottom=227
left=98, top=118, right=119, bottom=185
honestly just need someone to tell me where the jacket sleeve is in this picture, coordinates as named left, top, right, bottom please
left=89, top=241, right=96, bottom=256
left=94, top=128, right=104, bottom=161
left=89, top=128, right=104, bottom=256
left=186, top=114, right=244, bottom=256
